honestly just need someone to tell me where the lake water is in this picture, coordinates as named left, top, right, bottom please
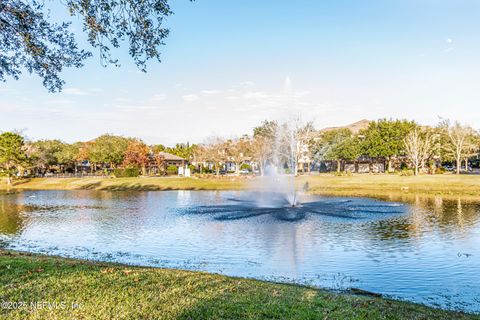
left=0, top=190, right=479, bottom=313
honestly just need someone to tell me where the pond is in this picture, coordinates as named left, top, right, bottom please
left=0, top=190, right=479, bottom=313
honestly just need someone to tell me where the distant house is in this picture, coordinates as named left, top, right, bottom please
left=224, top=156, right=255, bottom=172
left=158, top=152, right=187, bottom=168
left=146, top=152, right=188, bottom=175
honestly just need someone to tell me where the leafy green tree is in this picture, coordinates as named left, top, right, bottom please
left=165, top=143, right=197, bottom=161
left=89, top=134, right=131, bottom=168
left=253, top=120, right=278, bottom=139
left=314, top=128, right=360, bottom=172
left=56, top=142, right=82, bottom=172
left=151, top=144, right=166, bottom=154
left=1, top=0, right=180, bottom=91
left=251, top=120, right=278, bottom=175
left=0, top=132, right=27, bottom=185
left=361, top=119, right=416, bottom=172
left=29, top=139, right=65, bottom=172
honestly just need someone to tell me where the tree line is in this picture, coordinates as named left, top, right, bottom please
left=0, top=118, right=479, bottom=184
left=312, top=119, right=478, bottom=176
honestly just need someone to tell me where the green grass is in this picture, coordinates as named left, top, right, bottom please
left=2, top=174, right=480, bottom=200
left=0, top=250, right=477, bottom=320
left=1, top=176, right=248, bottom=191
left=300, top=174, right=480, bottom=200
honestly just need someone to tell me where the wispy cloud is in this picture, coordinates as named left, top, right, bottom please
left=239, top=81, right=255, bottom=87
left=201, top=90, right=222, bottom=95
left=152, top=93, right=167, bottom=101
left=243, top=91, right=270, bottom=99
left=182, top=94, right=200, bottom=102
left=63, top=88, right=90, bottom=95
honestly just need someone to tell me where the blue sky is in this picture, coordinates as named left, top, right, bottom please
left=1, top=0, right=479, bottom=145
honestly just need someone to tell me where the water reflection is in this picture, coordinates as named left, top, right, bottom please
left=0, top=193, right=27, bottom=235
left=0, top=190, right=479, bottom=313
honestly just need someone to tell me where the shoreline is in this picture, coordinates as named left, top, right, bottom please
left=1, top=250, right=478, bottom=319
left=2, top=175, right=480, bottom=201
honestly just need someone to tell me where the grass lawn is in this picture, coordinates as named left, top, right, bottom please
left=300, top=174, right=480, bottom=200
left=2, top=174, right=480, bottom=200
left=0, top=250, right=478, bottom=320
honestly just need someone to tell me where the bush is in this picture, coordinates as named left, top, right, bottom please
left=113, top=167, right=140, bottom=177
left=399, top=169, right=414, bottom=176
left=435, top=167, right=446, bottom=174
left=188, top=164, right=196, bottom=173
left=166, top=165, right=178, bottom=175
left=240, top=163, right=251, bottom=171
left=199, top=167, right=213, bottom=174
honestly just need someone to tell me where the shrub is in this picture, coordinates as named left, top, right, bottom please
left=113, top=167, right=140, bottom=177
left=240, top=163, right=251, bottom=171
left=200, top=167, right=213, bottom=174
left=399, top=169, right=414, bottom=176
left=435, top=167, right=446, bottom=174
left=166, top=165, right=178, bottom=175
left=188, top=164, right=196, bottom=173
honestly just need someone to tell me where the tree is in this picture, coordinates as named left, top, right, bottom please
left=313, top=128, right=360, bottom=172
left=28, top=139, right=65, bottom=172
left=89, top=134, right=131, bottom=169
left=226, top=137, right=251, bottom=175
left=251, top=120, right=278, bottom=176
left=274, top=118, right=314, bottom=175
left=439, top=120, right=478, bottom=175
left=151, top=144, right=166, bottom=154
left=154, top=152, right=166, bottom=175
left=404, top=127, right=436, bottom=176
left=165, top=143, right=197, bottom=162
left=197, top=137, right=227, bottom=175
left=122, top=139, right=150, bottom=175
left=251, top=135, right=272, bottom=176
left=1, top=0, right=178, bottom=91
left=253, top=120, right=278, bottom=139
left=0, top=132, right=27, bottom=185
left=361, top=119, right=416, bottom=172
left=56, top=142, right=82, bottom=173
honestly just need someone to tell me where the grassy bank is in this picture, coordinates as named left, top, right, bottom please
left=300, top=174, right=480, bottom=200
left=0, top=251, right=477, bottom=320
left=2, top=174, right=480, bottom=199
left=1, top=176, right=248, bottom=192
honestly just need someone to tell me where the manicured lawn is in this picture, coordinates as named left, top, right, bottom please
left=2, top=174, right=480, bottom=200
left=1, top=176, right=248, bottom=191
left=0, top=251, right=477, bottom=319
left=300, top=174, right=480, bottom=200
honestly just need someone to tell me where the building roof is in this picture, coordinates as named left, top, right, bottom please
left=158, top=152, right=186, bottom=161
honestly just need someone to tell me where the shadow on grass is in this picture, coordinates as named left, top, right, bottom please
left=11, top=178, right=32, bottom=186
left=78, top=181, right=102, bottom=190
left=97, top=183, right=203, bottom=191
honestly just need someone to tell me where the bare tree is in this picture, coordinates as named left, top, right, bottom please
left=226, top=137, right=251, bottom=175
left=251, top=135, right=272, bottom=176
left=276, top=118, right=315, bottom=176
left=404, top=128, right=435, bottom=176
left=198, top=137, right=227, bottom=175
left=439, top=120, right=477, bottom=175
